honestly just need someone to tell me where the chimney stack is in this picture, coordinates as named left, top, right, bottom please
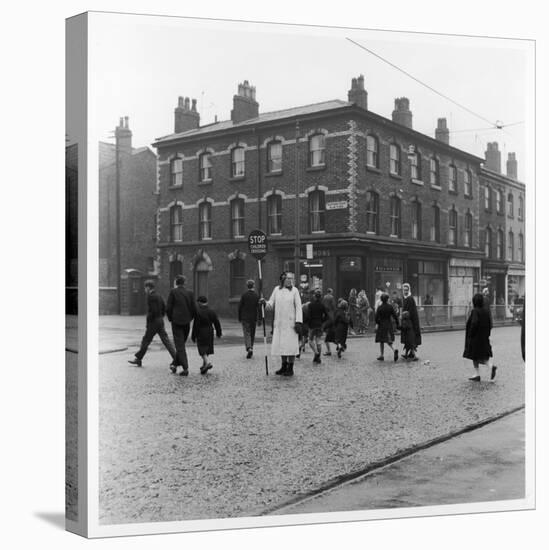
left=174, top=95, right=200, bottom=133
left=392, top=98, right=413, bottom=129
left=506, top=152, right=518, bottom=179
left=231, top=80, right=259, bottom=123
left=115, top=116, right=132, bottom=156
left=485, top=142, right=501, bottom=173
left=435, top=118, right=449, bottom=145
left=347, top=74, right=368, bottom=110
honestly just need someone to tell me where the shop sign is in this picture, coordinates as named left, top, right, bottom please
left=326, top=200, right=348, bottom=210
left=449, top=258, right=481, bottom=268
left=375, top=265, right=402, bottom=272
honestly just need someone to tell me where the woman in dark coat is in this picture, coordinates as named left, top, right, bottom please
left=401, top=283, right=421, bottom=359
left=334, top=299, right=352, bottom=358
left=375, top=293, right=400, bottom=362
left=463, top=293, right=496, bottom=381
left=191, top=296, right=222, bottom=374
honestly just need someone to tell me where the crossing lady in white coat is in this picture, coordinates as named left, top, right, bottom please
left=263, top=272, right=303, bottom=376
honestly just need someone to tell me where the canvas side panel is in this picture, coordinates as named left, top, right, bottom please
left=65, top=11, right=88, bottom=538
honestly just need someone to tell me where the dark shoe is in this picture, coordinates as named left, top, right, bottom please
left=490, top=366, right=498, bottom=380
left=296, top=353, right=300, bottom=359
left=275, top=361, right=287, bottom=375
left=394, top=349, right=399, bottom=362
left=337, top=347, right=342, bottom=359
left=128, top=358, right=142, bottom=367
left=377, top=356, right=384, bottom=361
left=283, top=363, right=294, bottom=376
left=468, top=375, right=481, bottom=382
left=246, top=349, right=253, bottom=359
left=170, top=364, right=177, bottom=374
left=411, top=356, right=419, bottom=362
left=323, top=351, right=332, bottom=356
left=179, top=368, right=189, bottom=376
left=200, top=363, right=213, bottom=375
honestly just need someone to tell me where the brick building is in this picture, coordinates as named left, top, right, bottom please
left=99, top=117, right=158, bottom=314
left=152, top=78, right=511, bottom=317
left=479, top=143, right=525, bottom=313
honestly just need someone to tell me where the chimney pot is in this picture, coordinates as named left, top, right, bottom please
left=347, top=75, right=368, bottom=110
left=174, top=95, right=200, bottom=133
left=231, top=80, right=259, bottom=123
left=435, top=117, right=449, bottom=145
left=485, top=142, right=502, bottom=173
left=392, top=97, right=413, bottom=128
left=506, top=152, right=518, bottom=179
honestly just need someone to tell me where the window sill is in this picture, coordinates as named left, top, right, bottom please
left=464, top=194, right=473, bottom=200
left=366, top=231, right=377, bottom=235
left=389, top=234, right=400, bottom=238
left=311, top=230, right=326, bottom=234
left=265, top=170, right=283, bottom=178
left=411, top=179, right=424, bottom=186
left=200, top=237, right=213, bottom=241
left=448, top=189, right=458, bottom=195
left=232, top=235, right=246, bottom=240
left=269, top=232, right=282, bottom=236
left=229, top=175, right=246, bottom=182
left=430, top=184, right=442, bottom=191
left=389, top=172, right=402, bottom=180
left=306, top=164, right=326, bottom=172
left=366, top=165, right=381, bottom=174
left=508, top=215, right=515, bottom=219
left=198, top=180, right=213, bottom=185
left=168, top=185, right=183, bottom=190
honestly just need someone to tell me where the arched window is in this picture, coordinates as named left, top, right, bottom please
left=449, top=164, right=457, bottom=192
left=366, top=191, right=379, bottom=234
left=230, top=198, right=245, bottom=238
left=411, top=201, right=422, bottom=240
left=508, top=193, right=514, bottom=217
left=199, top=152, right=212, bottom=181
left=267, top=194, right=282, bottom=234
left=430, top=204, right=440, bottom=243
left=366, top=135, right=379, bottom=168
left=198, top=202, right=212, bottom=240
left=390, top=196, right=401, bottom=237
left=497, top=229, right=504, bottom=259
left=309, top=134, right=326, bottom=167
left=518, top=196, right=524, bottom=220
left=484, top=227, right=492, bottom=258
left=230, top=258, right=246, bottom=297
left=231, top=147, right=245, bottom=177
left=464, top=212, right=473, bottom=247
left=518, top=233, right=524, bottom=262
left=508, top=230, right=514, bottom=261
left=309, top=190, right=326, bottom=232
left=448, top=208, right=457, bottom=246
left=429, top=158, right=439, bottom=186
left=170, top=157, right=183, bottom=187
left=267, top=141, right=282, bottom=173
left=389, top=143, right=401, bottom=175
left=170, top=205, right=183, bottom=242
left=410, top=149, right=422, bottom=180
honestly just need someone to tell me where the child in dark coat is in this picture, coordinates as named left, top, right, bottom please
left=191, top=296, right=222, bottom=374
left=334, top=299, right=352, bottom=358
left=400, top=310, right=416, bottom=360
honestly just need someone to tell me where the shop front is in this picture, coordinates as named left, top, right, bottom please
left=448, top=257, right=481, bottom=307
left=407, top=259, right=446, bottom=306
left=507, top=266, right=525, bottom=316
left=371, top=256, right=405, bottom=301
left=481, top=262, right=507, bottom=309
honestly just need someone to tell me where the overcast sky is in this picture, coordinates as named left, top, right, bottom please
left=86, top=11, right=533, bottom=181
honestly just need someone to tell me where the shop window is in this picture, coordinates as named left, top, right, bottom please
left=230, top=198, right=245, bottom=238
left=309, top=190, right=326, bottom=232
left=267, top=141, right=282, bottom=173
left=390, top=196, right=401, bottom=237
left=199, top=152, right=212, bottom=182
left=170, top=204, right=183, bottom=242
left=198, top=201, right=212, bottom=240
left=366, top=135, right=379, bottom=169
left=389, top=143, right=401, bottom=176
left=411, top=202, right=422, bottom=240
left=309, top=134, right=326, bottom=167
left=448, top=208, right=457, bottom=246
left=267, top=194, right=282, bottom=234
left=231, top=147, right=245, bottom=177
left=170, top=157, right=183, bottom=187
left=366, top=191, right=379, bottom=234
left=430, top=204, right=440, bottom=243
left=230, top=258, right=246, bottom=297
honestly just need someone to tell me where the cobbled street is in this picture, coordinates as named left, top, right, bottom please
left=98, top=325, right=524, bottom=525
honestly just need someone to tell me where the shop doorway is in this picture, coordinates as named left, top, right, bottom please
left=338, top=256, right=363, bottom=301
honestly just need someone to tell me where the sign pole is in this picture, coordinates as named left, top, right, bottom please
left=257, top=259, right=269, bottom=375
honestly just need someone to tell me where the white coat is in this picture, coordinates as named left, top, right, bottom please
left=266, top=285, right=303, bottom=356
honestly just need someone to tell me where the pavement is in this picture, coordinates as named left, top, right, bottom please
left=268, top=409, right=525, bottom=515
left=92, top=324, right=525, bottom=525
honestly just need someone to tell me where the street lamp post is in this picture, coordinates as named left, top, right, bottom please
left=294, top=120, right=301, bottom=286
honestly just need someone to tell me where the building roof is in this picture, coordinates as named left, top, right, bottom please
left=480, top=166, right=525, bottom=188
left=99, top=142, right=154, bottom=169
left=154, top=99, right=351, bottom=144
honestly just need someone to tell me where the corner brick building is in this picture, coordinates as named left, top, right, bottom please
left=99, top=117, right=158, bottom=314
left=152, top=78, right=524, bottom=317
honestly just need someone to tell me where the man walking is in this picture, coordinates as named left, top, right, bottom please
left=166, top=275, right=197, bottom=376
left=128, top=280, right=177, bottom=367
left=238, top=279, right=260, bottom=359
